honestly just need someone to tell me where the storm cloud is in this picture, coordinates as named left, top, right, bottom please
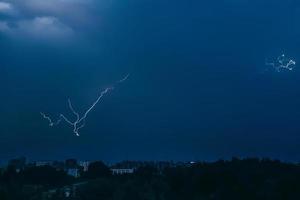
left=0, top=0, right=107, bottom=41
left=0, top=2, right=12, bottom=12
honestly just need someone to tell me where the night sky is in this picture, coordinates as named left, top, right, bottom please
left=1, top=0, right=300, bottom=162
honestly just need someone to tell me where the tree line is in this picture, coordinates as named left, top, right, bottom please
left=0, top=158, right=300, bottom=199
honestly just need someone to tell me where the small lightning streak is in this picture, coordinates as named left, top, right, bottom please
left=41, top=74, right=130, bottom=136
left=118, top=73, right=130, bottom=83
left=266, top=54, right=296, bottom=72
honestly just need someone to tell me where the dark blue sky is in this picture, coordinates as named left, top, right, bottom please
left=1, top=0, right=300, bottom=162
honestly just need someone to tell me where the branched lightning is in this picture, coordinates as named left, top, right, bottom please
left=41, top=74, right=130, bottom=136
left=266, top=54, right=296, bottom=72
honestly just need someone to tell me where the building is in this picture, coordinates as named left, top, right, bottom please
left=111, top=168, right=134, bottom=175
left=8, top=157, right=26, bottom=172
left=35, top=161, right=54, bottom=167
left=67, top=168, right=80, bottom=178
left=65, top=159, right=77, bottom=168
left=79, top=161, right=89, bottom=172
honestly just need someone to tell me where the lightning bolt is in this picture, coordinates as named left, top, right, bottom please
left=41, top=74, right=130, bottom=136
left=266, top=54, right=296, bottom=72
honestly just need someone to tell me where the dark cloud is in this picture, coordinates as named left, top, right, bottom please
left=0, top=0, right=111, bottom=42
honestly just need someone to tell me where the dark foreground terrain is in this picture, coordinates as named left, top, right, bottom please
left=0, top=158, right=300, bottom=200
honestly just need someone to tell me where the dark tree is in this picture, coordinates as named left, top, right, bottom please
left=84, top=161, right=111, bottom=179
